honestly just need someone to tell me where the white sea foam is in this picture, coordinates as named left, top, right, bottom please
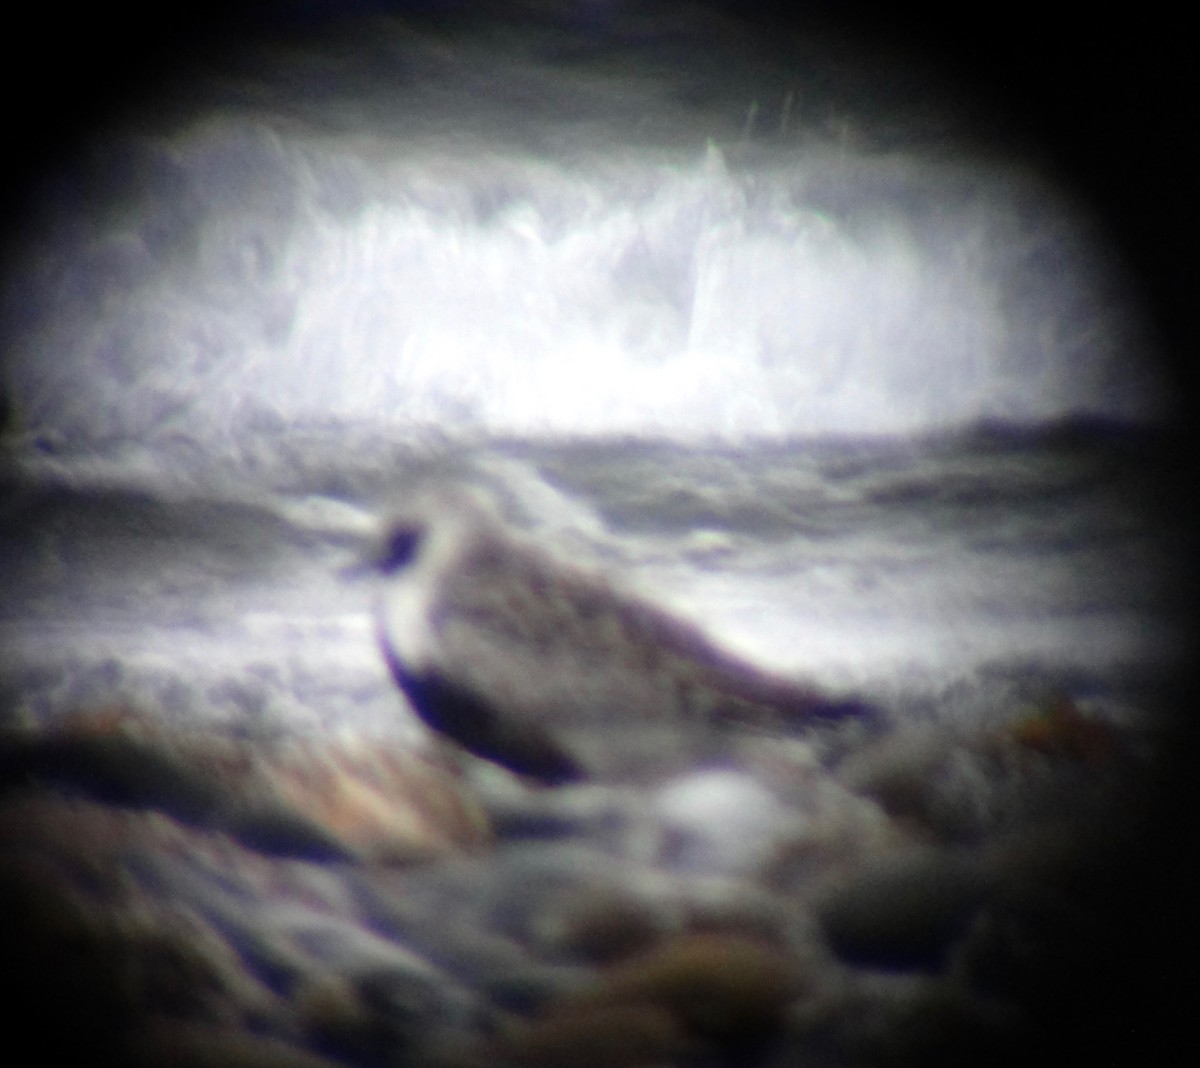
left=3, top=26, right=1164, bottom=475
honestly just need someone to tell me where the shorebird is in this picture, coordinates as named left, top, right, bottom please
left=368, top=486, right=868, bottom=785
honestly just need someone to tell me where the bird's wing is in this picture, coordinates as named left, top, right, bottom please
left=431, top=539, right=873, bottom=732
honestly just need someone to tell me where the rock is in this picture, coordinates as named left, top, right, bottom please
left=677, top=882, right=801, bottom=949
left=348, top=856, right=593, bottom=1022
left=1004, top=695, right=1121, bottom=764
left=0, top=711, right=232, bottom=823
left=480, top=1003, right=688, bottom=1068
left=810, top=845, right=991, bottom=970
left=834, top=722, right=956, bottom=824
left=653, top=768, right=796, bottom=875
left=258, top=732, right=491, bottom=861
left=126, top=1019, right=346, bottom=1068
left=0, top=801, right=291, bottom=1060
left=474, top=847, right=672, bottom=964
left=525, top=883, right=666, bottom=964
left=555, top=932, right=797, bottom=1044
left=784, top=970, right=1022, bottom=1068
left=0, top=706, right=491, bottom=861
left=296, top=966, right=482, bottom=1067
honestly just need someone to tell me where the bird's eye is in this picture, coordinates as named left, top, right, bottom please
left=377, top=527, right=422, bottom=574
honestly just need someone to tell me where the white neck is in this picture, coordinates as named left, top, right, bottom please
left=375, top=497, right=480, bottom=670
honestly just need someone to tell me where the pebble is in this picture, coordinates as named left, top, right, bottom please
left=474, top=1003, right=689, bottom=1068
left=1, top=706, right=490, bottom=861
left=532, top=884, right=665, bottom=963
left=809, top=845, right=991, bottom=970
left=653, top=768, right=797, bottom=874
left=554, top=931, right=798, bottom=1044
left=783, top=969, right=1022, bottom=1068
left=834, top=722, right=956, bottom=822
left=1, top=806, right=292, bottom=1055
left=475, top=845, right=674, bottom=962
left=1, top=693, right=1166, bottom=1066
left=1005, top=695, right=1121, bottom=764
left=125, top=1019, right=346, bottom=1068
left=260, top=732, right=492, bottom=861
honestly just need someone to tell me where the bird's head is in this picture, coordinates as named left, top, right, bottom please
left=360, top=485, right=502, bottom=667
left=338, top=520, right=427, bottom=582
left=343, top=484, right=492, bottom=581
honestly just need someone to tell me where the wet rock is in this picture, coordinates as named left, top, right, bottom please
left=260, top=732, right=491, bottom=861
left=0, top=706, right=491, bottom=861
left=478, top=1003, right=689, bottom=1068
left=677, top=880, right=808, bottom=950
left=653, top=768, right=796, bottom=875
left=475, top=846, right=674, bottom=964
left=293, top=973, right=376, bottom=1056
left=349, top=860, right=590, bottom=1017
left=355, top=864, right=522, bottom=964
left=297, top=965, right=484, bottom=1066
left=480, top=777, right=637, bottom=853
left=784, top=969, right=1022, bottom=1068
left=0, top=681, right=1161, bottom=1068
left=555, top=932, right=797, bottom=1044
left=126, top=1019, right=344, bottom=1068
left=837, top=699, right=1140, bottom=847
left=535, top=884, right=665, bottom=963
left=810, top=845, right=991, bottom=970
left=0, top=711, right=232, bottom=823
left=834, top=722, right=957, bottom=825
left=0, top=802, right=291, bottom=1059
left=834, top=720, right=1042, bottom=842
left=1004, top=695, right=1121, bottom=764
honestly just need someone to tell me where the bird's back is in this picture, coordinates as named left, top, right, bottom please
left=428, top=534, right=861, bottom=734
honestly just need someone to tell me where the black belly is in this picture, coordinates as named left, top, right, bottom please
left=381, top=640, right=584, bottom=785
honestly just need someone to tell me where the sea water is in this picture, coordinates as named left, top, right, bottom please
left=1, top=428, right=1186, bottom=744
left=0, top=8, right=1181, bottom=741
